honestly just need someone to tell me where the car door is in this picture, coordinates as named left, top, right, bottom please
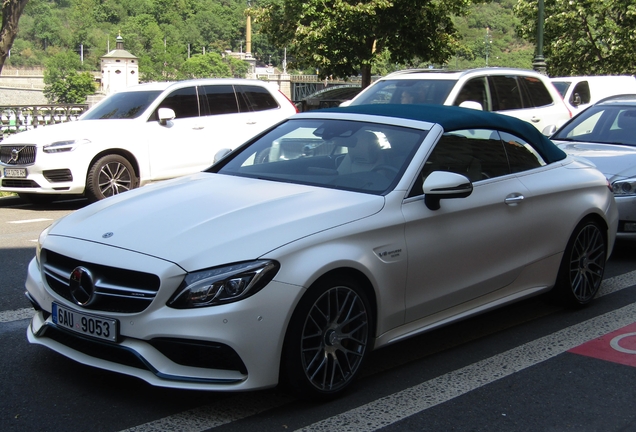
left=233, top=85, right=289, bottom=143
left=146, top=85, right=209, bottom=180
left=197, top=84, right=243, bottom=163
left=401, top=129, right=538, bottom=322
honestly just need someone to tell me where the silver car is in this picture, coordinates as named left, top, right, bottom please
left=25, top=104, right=617, bottom=400
left=552, top=94, right=636, bottom=238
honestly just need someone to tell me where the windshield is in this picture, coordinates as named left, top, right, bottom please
left=350, top=79, right=456, bottom=105
left=82, top=91, right=163, bottom=120
left=553, top=105, right=636, bottom=146
left=214, top=118, right=427, bottom=195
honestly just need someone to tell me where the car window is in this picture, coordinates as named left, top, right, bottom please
left=352, top=79, right=456, bottom=105
left=570, top=81, right=591, bottom=105
left=83, top=90, right=163, bottom=120
left=552, top=81, right=571, bottom=98
left=454, top=77, right=489, bottom=110
left=519, top=76, right=554, bottom=108
left=215, top=119, right=426, bottom=195
left=200, top=85, right=239, bottom=115
left=489, top=76, right=523, bottom=111
left=498, top=131, right=546, bottom=172
left=409, top=129, right=510, bottom=197
left=155, top=86, right=201, bottom=119
left=236, top=85, right=280, bottom=112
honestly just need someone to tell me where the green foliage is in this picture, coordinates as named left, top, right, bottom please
left=43, top=50, right=96, bottom=103
left=253, top=0, right=474, bottom=85
left=515, top=0, right=636, bottom=76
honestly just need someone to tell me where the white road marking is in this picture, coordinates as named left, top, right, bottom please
left=7, top=218, right=52, bottom=224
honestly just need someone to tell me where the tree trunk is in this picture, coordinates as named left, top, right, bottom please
left=360, top=64, right=372, bottom=89
left=0, top=0, right=31, bottom=74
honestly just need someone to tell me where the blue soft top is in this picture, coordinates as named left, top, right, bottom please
left=320, top=104, right=567, bottom=164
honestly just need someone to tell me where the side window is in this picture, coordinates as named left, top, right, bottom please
left=499, top=131, right=546, bottom=173
left=454, top=77, right=489, bottom=110
left=570, top=81, right=591, bottom=105
left=155, top=86, right=200, bottom=119
left=519, top=76, right=554, bottom=108
left=201, top=85, right=239, bottom=115
left=489, top=76, right=523, bottom=111
left=409, top=129, right=509, bottom=197
left=236, top=85, right=280, bottom=112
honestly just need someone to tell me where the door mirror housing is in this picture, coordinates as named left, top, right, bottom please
left=423, top=171, right=473, bottom=210
left=158, top=108, right=176, bottom=126
left=214, top=148, right=233, bottom=164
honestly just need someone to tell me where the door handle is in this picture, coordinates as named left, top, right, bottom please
left=192, top=125, right=205, bottom=130
left=246, top=119, right=257, bottom=125
left=505, top=193, right=525, bottom=206
left=530, top=117, right=540, bottom=123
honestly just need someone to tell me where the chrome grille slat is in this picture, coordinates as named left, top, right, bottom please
left=42, top=249, right=161, bottom=313
left=0, top=144, right=37, bottom=165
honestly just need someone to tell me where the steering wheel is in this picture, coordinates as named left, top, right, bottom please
left=372, top=164, right=399, bottom=175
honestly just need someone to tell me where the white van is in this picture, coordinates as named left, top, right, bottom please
left=551, top=75, right=636, bottom=114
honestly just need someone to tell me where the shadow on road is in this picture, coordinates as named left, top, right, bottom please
left=0, top=195, right=88, bottom=211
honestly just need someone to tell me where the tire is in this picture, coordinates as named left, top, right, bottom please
left=554, top=219, right=607, bottom=307
left=280, top=275, right=373, bottom=401
left=85, top=155, right=138, bottom=202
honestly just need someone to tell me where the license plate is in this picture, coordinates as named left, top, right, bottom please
left=52, top=303, right=118, bottom=342
left=3, top=168, right=26, bottom=178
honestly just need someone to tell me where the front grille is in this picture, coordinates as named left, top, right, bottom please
left=0, top=145, right=36, bottom=165
left=42, top=249, right=161, bottom=313
left=1, top=179, right=39, bottom=188
left=43, top=169, right=73, bottom=183
left=149, top=338, right=248, bottom=374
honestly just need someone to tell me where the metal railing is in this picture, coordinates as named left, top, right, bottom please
left=0, top=104, right=89, bottom=141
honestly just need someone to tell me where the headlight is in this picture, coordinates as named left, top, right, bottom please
left=168, top=260, right=280, bottom=309
left=612, top=178, right=636, bottom=196
left=36, top=224, right=53, bottom=267
left=43, top=138, right=91, bottom=153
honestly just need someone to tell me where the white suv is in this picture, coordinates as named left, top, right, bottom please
left=0, top=79, right=297, bottom=202
left=345, top=68, right=571, bottom=133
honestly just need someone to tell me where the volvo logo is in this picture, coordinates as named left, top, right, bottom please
left=9, top=148, right=20, bottom=163
left=69, top=266, right=96, bottom=306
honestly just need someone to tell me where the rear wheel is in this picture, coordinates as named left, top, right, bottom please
left=85, top=155, right=138, bottom=202
left=554, top=219, right=607, bottom=307
left=281, top=276, right=373, bottom=400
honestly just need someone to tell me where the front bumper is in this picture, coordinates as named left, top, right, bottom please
left=615, top=196, right=636, bottom=238
left=25, top=251, right=304, bottom=391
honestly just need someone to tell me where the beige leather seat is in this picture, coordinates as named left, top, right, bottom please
left=337, top=132, right=384, bottom=175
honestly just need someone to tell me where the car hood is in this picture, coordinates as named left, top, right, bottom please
left=1, top=119, right=136, bottom=145
left=47, top=173, right=385, bottom=271
left=556, top=141, right=636, bottom=178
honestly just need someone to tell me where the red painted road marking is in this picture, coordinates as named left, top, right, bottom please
left=569, top=322, right=636, bottom=367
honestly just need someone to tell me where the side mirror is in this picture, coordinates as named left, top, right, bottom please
left=458, top=101, right=483, bottom=111
left=423, top=171, right=473, bottom=210
left=158, top=108, right=176, bottom=126
left=542, top=124, right=557, bottom=136
left=213, top=148, right=233, bottom=164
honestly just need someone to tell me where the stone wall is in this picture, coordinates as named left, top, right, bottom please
left=0, top=87, right=47, bottom=105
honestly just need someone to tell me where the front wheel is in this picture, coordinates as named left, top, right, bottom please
left=85, top=155, right=138, bottom=202
left=554, top=219, right=607, bottom=307
left=281, top=276, right=373, bottom=400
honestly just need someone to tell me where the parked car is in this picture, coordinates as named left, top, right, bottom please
left=551, top=94, right=636, bottom=238
left=26, top=104, right=617, bottom=400
left=296, top=84, right=362, bottom=112
left=343, top=68, right=571, bottom=133
left=0, top=79, right=297, bottom=202
left=551, top=75, right=636, bottom=114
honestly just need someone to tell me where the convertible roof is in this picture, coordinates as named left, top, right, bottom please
left=320, top=104, right=567, bottom=164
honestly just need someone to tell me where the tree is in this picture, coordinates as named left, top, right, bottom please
left=0, top=0, right=30, bottom=73
left=44, top=50, right=95, bottom=103
left=515, top=0, right=636, bottom=76
left=253, top=0, right=475, bottom=88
